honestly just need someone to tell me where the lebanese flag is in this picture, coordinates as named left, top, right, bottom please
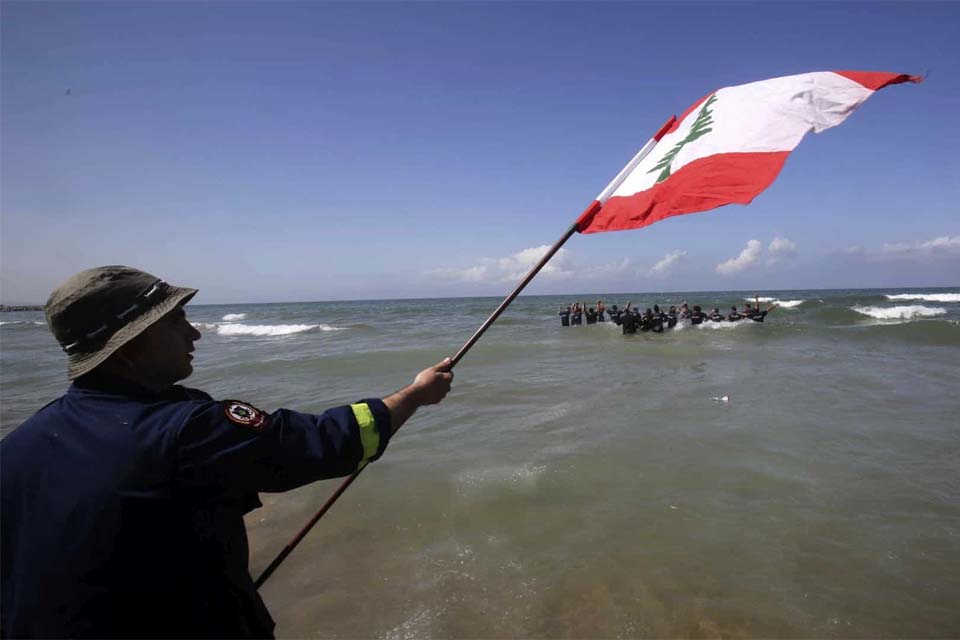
left=576, top=71, right=921, bottom=234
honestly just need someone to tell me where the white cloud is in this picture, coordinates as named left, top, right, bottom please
left=767, top=236, right=797, bottom=265
left=432, top=245, right=574, bottom=283
left=648, top=250, right=687, bottom=277
left=842, top=235, right=960, bottom=262
left=715, top=239, right=762, bottom=275
left=879, top=235, right=960, bottom=255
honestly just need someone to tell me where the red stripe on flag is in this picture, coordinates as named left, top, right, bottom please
left=579, top=151, right=790, bottom=234
left=834, top=71, right=923, bottom=91
left=573, top=199, right=603, bottom=231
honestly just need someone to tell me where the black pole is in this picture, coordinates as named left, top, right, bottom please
left=254, top=220, right=585, bottom=589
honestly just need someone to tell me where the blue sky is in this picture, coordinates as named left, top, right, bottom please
left=2, top=2, right=958, bottom=304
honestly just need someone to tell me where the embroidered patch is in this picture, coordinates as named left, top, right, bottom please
left=223, top=400, right=270, bottom=432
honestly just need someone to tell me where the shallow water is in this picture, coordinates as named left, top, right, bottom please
left=2, top=288, right=959, bottom=638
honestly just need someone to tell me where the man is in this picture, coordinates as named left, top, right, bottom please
left=649, top=306, right=664, bottom=333
left=666, top=305, right=678, bottom=329
left=690, top=305, right=706, bottom=325
left=608, top=304, right=622, bottom=325
left=620, top=306, right=639, bottom=335
left=727, top=305, right=743, bottom=322
left=585, top=306, right=598, bottom=325
left=1, top=266, right=453, bottom=638
left=558, top=305, right=571, bottom=327
left=570, top=302, right=583, bottom=326
left=709, top=307, right=725, bottom=322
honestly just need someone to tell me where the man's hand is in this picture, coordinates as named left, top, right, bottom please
left=411, top=358, right=454, bottom=405
left=383, top=357, right=454, bottom=434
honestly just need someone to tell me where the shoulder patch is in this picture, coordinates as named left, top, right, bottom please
left=223, top=400, right=271, bottom=432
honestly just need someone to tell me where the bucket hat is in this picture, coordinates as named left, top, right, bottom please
left=45, top=266, right=198, bottom=379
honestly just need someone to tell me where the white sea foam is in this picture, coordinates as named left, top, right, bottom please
left=697, top=320, right=755, bottom=330
left=776, top=299, right=804, bottom=308
left=216, top=323, right=322, bottom=336
left=884, top=293, right=960, bottom=303
left=744, top=297, right=804, bottom=308
left=222, top=313, right=246, bottom=321
left=852, top=305, right=947, bottom=320
left=192, top=321, right=346, bottom=335
left=0, top=320, right=46, bottom=326
left=455, top=463, right=547, bottom=496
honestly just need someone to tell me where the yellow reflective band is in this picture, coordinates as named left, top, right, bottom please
left=350, top=403, right=379, bottom=467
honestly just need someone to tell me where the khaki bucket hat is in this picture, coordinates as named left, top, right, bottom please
left=45, top=266, right=198, bottom=380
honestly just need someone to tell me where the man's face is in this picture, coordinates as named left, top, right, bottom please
left=121, top=305, right=201, bottom=388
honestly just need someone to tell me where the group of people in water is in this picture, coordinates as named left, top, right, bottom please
left=558, top=299, right=773, bottom=334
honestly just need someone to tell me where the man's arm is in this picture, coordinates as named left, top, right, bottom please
left=383, top=358, right=454, bottom=435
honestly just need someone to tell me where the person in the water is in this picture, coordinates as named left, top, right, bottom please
left=650, top=306, right=664, bottom=333
left=679, top=302, right=691, bottom=319
left=748, top=304, right=769, bottom=322
left=637, top=308, right=652, bottom=332
left=585, top=307, right=598, bottom=325
left=690, top=305, right=706, bottom=325
left=727, top=306, right=742, bottom=322
left=709, top=307, right=724, bottom=322
left=558, top=306, right=571, bottom=327
left=596, top=300, right=606, bottom=321
left=666, top=305, right=678, bottom=329
left=570, top=302, right=583, bottom=326
left=608, top=305, right=622, bottom=325
left=621, top=306, right=639, bottom=334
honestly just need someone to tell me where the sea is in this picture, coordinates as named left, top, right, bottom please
left=2, top=288, right=959, bottom=638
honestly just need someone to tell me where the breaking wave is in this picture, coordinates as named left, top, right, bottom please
left=884, top=293, right=960, bottom=303
left=0, top=320, right=46, bottom=327
left=222, top=313, right=247, bottom=321
left=216, top=323, right=344, bottom=336
left=745, top=297, right=804, bottom=308
left=191, top=321, right=347, bottom=336
left=852, top=305, right=947, bottom=320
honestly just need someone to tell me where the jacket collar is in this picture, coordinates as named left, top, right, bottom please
left=69, top=372, right=187, bottom=401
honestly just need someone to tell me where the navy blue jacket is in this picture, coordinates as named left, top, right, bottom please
left=1, top=374, right=392, bottom=638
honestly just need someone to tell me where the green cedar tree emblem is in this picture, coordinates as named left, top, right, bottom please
left=647, top=94, right=718, bottom=183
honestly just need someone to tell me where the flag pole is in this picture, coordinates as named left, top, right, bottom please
left=254, top=115, right=677, bottom=590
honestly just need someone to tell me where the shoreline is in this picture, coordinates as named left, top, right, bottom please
left=0, top=305, right=43, bottom=312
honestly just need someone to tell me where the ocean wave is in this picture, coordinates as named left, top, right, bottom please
left=852, top=305, right=947, bottom=320
left=884, top=293, right=960, bottom=303
left=216, top=322, right=345, bottom=336
left=0, top=320, right=46, bottom=327
left=191, top=321, right=347, bottom=335
left=744, top=297, right=804, bottom=308
left=222, top=313, right=247, bottom=321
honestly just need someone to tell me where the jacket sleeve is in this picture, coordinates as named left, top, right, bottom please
left=173, top=398, right=392, bottom=494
